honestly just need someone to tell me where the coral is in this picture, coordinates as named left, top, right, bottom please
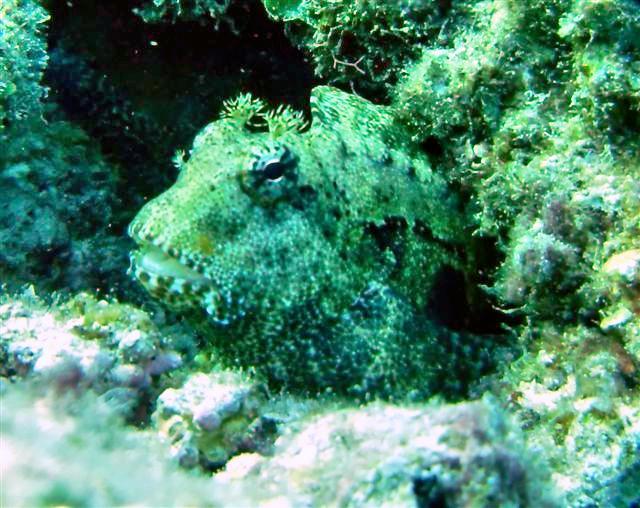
left=215, top=398, right=559, bottom=506
left=491, top=321, right=640, bottom=506
left=127, top=85, right=499, bottom=399
left=0, top=2, right=134, bottom=296
left=393, top=0, right=640, bottom=323
left=388, top=4, right=640, bottom=504
left=263, top=0, right=454, bottom=97
left=153, top=370, right=271, bottom=469
left=0, top=0, right=49, bottom=129
left=392, top=0, right=568, bottom=145
left=0, top=291, right=190, bottom=421
left=558, top=0, right=640, bottom=149
left=597, top=248, right=640, bottom=373
left=480, top=116, right=639, bottom=321
left=1, top=384, right=558, bottom=507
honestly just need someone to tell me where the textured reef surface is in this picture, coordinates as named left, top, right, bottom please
left=1, top=0, right=639, bottom=506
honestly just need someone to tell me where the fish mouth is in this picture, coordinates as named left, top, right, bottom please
left=132, top=244, right=210, bottom=284
left=128, top=230, right=244, bottom=326
left=128, top=224, right=212, bottom=308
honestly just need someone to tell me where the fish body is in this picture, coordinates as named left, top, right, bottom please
left=129, top=86, right=469, bottom=398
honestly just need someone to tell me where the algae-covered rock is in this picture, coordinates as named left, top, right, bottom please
left=0, top=2, right=134, bottom=296
left=216, top=398, right=558, bottom=507
left=558, top=0, right=640, bottom=149
left=492, top=321, right=640, bottom=506
left=128, top=85, right=497, bottom=399
left=0, top=291, right=188, bottom=420
left=393, top=0, right=568, bottom=146
left=0, top=0, right=49, bottom=129
left=154, top=370, right=270, bottom=469
left=393, top=0, right=640, bottom=325
left=0, top=120, right=125, bottom=293
left=263, top=0, right=454, bottom=97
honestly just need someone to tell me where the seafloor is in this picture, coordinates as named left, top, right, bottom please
left=1, top=0, right=638, bottom=506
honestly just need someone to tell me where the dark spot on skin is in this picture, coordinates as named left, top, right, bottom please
left=365, top=216, right=408, bottom=271
left=298, top=185, right=316, bottom=198
left=292, top=185, right=318, bottom=210
left=153, top=286, right=167, bottom=298
left=377, top=190, right=391, bottom=204
left=339, top=139, right=349, bottom=158
left=322, top=228, right=334, bottom=239
left=291, top=186, right=317, bottom=210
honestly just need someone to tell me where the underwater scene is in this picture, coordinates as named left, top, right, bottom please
left=1, top=0, right=639, bottom=506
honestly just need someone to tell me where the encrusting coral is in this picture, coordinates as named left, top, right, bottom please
left=0, top=291, right=190, bottom=421
left=216, top=397, right=559, bottom=507
left=153, top=370, right=272, bottom=469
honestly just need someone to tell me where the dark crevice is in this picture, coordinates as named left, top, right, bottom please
left=44, top=0, right=316, bottom=226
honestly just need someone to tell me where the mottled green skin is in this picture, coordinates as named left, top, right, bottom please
left=129, top=86, right=470, bottom=398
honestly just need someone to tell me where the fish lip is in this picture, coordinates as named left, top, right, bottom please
left=127, top=224, right=244, bottom=326
left=128, top=227, right=211, bottom=284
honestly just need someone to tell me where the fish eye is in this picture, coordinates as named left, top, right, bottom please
left=248, top=145, right=298, bottom=184
left=241, top=144, right=300, bottom=204
left=262, top=159, right=287, bottom=182
left=251, top=145, right=297, bottom=184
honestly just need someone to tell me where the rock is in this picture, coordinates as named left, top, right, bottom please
left=154, top=370, right=268, bottom=469
left=217, top=398, right=558, bottom=507
left=0, top=292, right=187, bottom=420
